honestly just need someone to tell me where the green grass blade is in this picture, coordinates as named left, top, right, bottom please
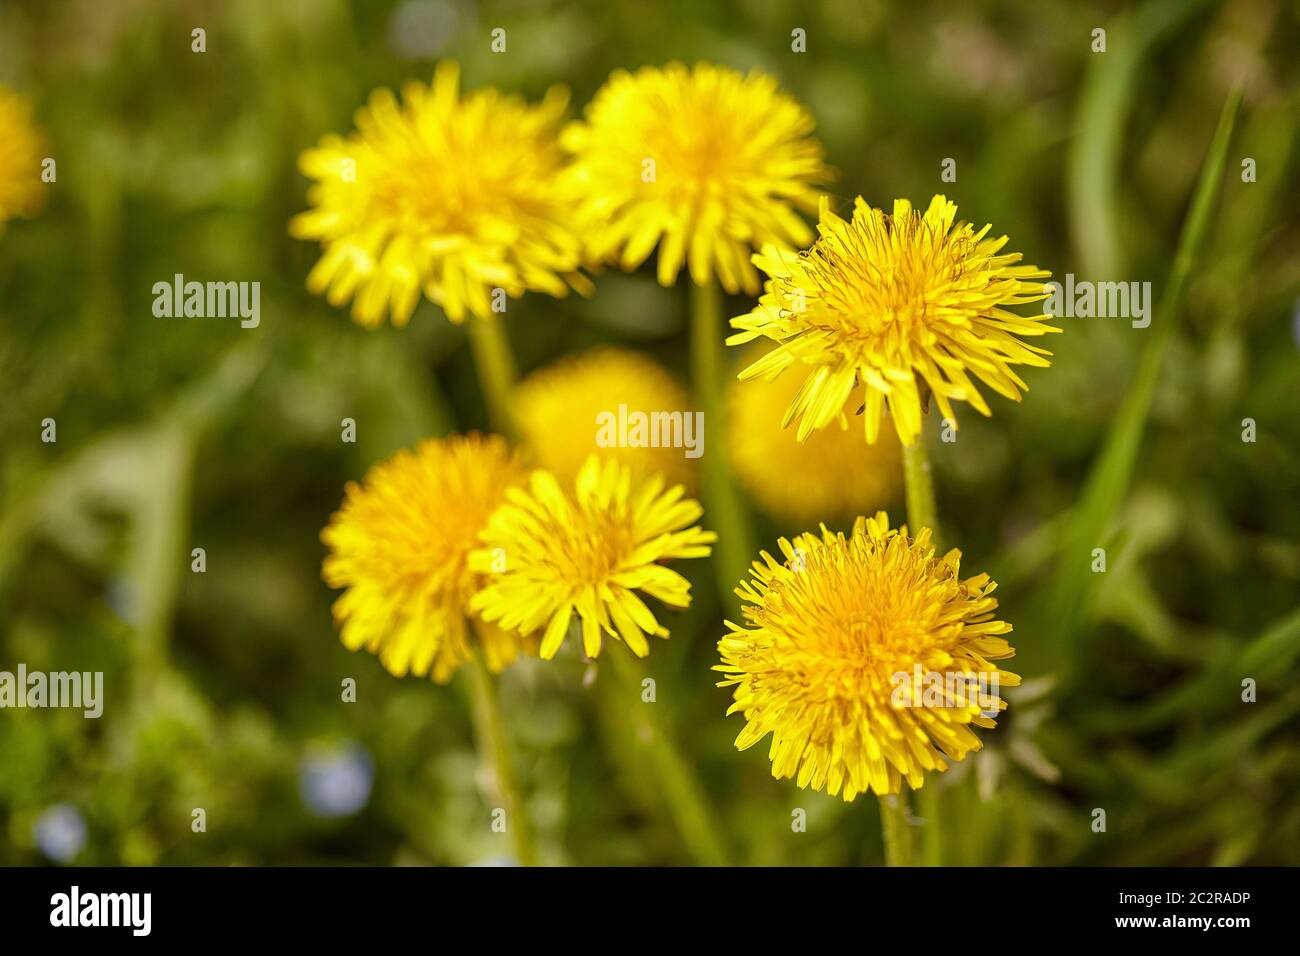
left=1049, top=88, right=1243, bottom=691
left=1066, top=0, right=1210, bottom=279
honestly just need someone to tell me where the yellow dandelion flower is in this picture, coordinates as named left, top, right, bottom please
left=561, top=62, right=829, bottom=294
left=291, top=62, right=589, bottom=327
left=728, top=345, right=901, bottom=524
left=716, top=512, right=1019, bottom=801
left=0, top=85, right=49, bottom=231
left=514, top=347, right=697, bottom=492
left=729, top=195, right=1057, bottom=447
left=469, top=456, right=715, bottom=661
left=321, top=433, right=531, bottom=683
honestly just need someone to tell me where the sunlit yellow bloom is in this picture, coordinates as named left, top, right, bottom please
left=561, top=62, right=829, bottom=294
left=514, top=347, right=696, bottom=491
left=728, top=345, right=901, bottom=524
left=717, top=513, right=1019, bottom=800
left=730, top=195, right=1056, bottom=446
left=291, top=63, right=589, bottom=327
left=321, top=434, right=531, bottom=683
left=470, top=456, right=715, bottom=660
left=0, top=85, right=48, bottom=231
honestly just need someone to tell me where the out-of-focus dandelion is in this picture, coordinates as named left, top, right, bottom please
left=0, top=85, right=49, bottom=232
left=291, top=63, right=588, bottom=327
left=561, top=61, right=829, bottom=294
left=321, top=433, right=530, bottom=683
left=728, top=345, right=901, bottom=524
left=514, top=347, right=697, bottom=491
left=470, top=455, right=714, bottom=660
left=717, top=512, right=1018, bottom=804
left=730, top=195, right=1056, bottom=447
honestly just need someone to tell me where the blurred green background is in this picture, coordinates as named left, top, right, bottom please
left=2, top=0, right=1298, bottom=865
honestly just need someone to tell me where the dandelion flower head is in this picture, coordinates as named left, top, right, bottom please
left=716, top=512, right=1019, bottom=800
left=514, top=347, right=697, bottom=492
left=322, top=433, right=530, bottom=683
left=730, top=195, right=1056, bottom=446
left=470, top=456, right=715, bottom=661
left=561, top=62, right=829, bottom=294
left=292, top=63, right=588, bottom=327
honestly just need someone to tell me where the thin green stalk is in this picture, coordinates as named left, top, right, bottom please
left=465, top=652, right=538, bottom=866
left=466, top=317, right=520, bottom=440
left=900, top=435, right=944, bottom=865
left=901, top=437, right=940, bottom=546
left=607, top=649, right=730, bottom=866
left=879, top=793, right=915, bottom=867
left=689, top=279, right=755, bottom=620
left=914, top=784, right=943, bottom=866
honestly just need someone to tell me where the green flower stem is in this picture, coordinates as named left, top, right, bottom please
left=901, top=438, right=940, bottom=546
left=901, top=436, right=943, bottom=865
left=689, top=279, right=756, bottom=620
left=879, top=793, right=915, bottom=867
left=466, top=317, right=520, bottom=440
left=465, top=653, right=538, bottom=867
left=914, top=784, right=943, bottom=866
left=607, top=649, right=730, bottom=866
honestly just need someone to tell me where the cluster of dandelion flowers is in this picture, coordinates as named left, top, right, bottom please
left=321, top=433, right=532, bottom=683
left=730, top=195, right=1057, bottom=447
left=716, top=513, right=1020, bottom=800
left=561, top=62, right=830, bottom=294
left=470, top=456, right=715, bottom=660
left=514, top=347, right=697, bottom=492
left=0, top=85, right=49, bottom=231
left=291, top=63, right=590, bottom=327
left=728, top=344, right=901, bottom=525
